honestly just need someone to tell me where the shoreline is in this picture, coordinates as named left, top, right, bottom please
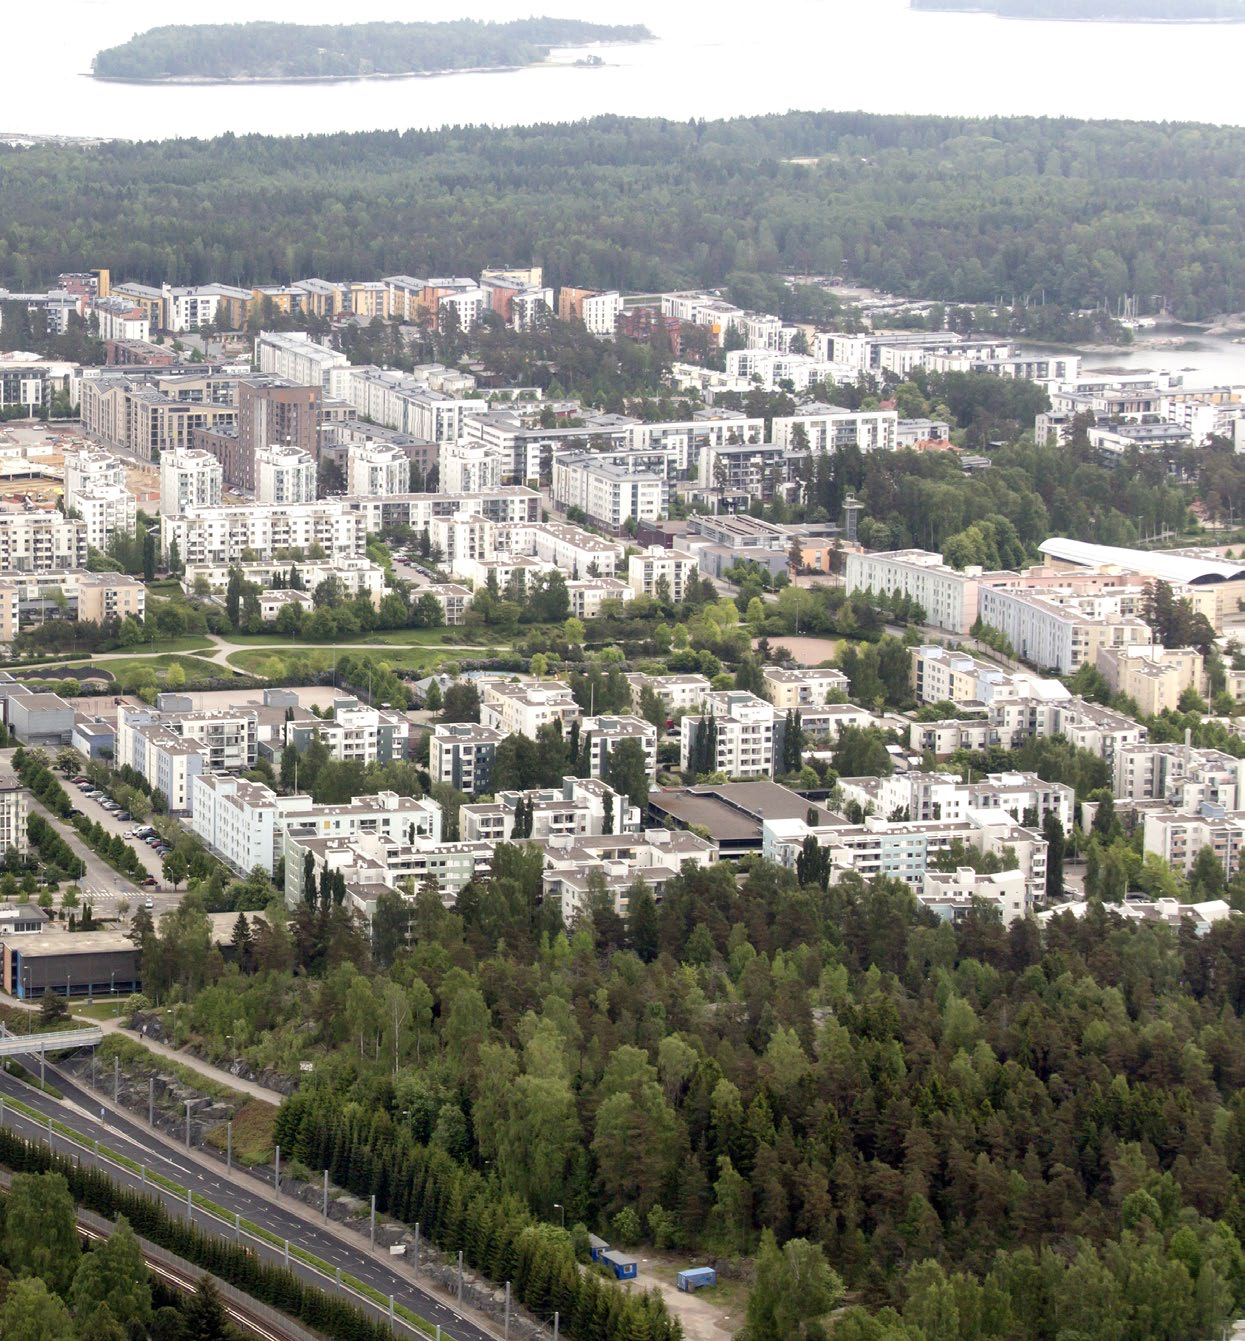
left=912, top=4, right=1245, bottom=21
left=87, top=38, right=647, bottom=87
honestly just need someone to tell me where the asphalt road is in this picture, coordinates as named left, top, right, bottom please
left=0, top=1061, right=495, bottom=1341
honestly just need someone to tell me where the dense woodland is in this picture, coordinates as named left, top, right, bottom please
left=5, top=111, right=1245, bottom=316
left=172, top=852, right=1245, bottom=1341
left=91, top=19, right=653, bottom=82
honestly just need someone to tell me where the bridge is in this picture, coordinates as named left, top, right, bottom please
left=0, top=1026, right=101, bottom=1056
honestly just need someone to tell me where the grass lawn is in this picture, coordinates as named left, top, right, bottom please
left=120, top=635, right=214, bottom=655
left=94, top=653, right=244, bottom=683
left=220, top=627, right=505, bottom=649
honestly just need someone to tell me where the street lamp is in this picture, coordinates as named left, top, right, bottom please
left=553, top=1203, right=565, bottom=1229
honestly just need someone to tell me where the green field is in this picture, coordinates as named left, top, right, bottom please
left=221, top=627, right=504, bottom=649
left=228, top=644, right=481, bottom=677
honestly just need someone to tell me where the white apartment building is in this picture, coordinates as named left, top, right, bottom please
left=626, top=673, right=712, bottom=716
left=680, top=691, right=777, bottom=779
left=346, top=440, right=409, bottom=497
left=628, top=547, right=698, bottom=603
left=492, top=521, right=623, bottom=579
left=977, top=586, right=1152, bottom=674
left=189, top=775, right=280, bottom=875
left=343, top=488, right=540, bottom=535
left=553, top=456, right=667, bottom=531
left=428, top=513, right=496, bottom=573
left=255, top=445, right=317, bottom=506
left=284, top=830, right=494, bottom=907
left=543, top=829, right=717, bottom=921
left=254, top=331, right=348, bottom=393
left=762, top=666, right=852, bottom=710
left=439, top=287, right=488, bottom=330
left=91, top=298, right=150, bottom=343
left=408, top=390, right=489, bottom=445
left=0, top=777, right=27, bottom=858
left=181, top=556, right=387, bottom=606
left=580, top=714, right=659, bottom=781
left=160, top=449, right=223, bottom=517
left=771, top=404, right=899, bottom=453
left=723, top=350, right=841, bottom=392
left=161, top=502, right=366, bottom=566
left=920, top=866, right=1029, bottom=927
left=478, top=679, right=580, bottom=738
left=461, top=777, right=637, bottom=843
left=910, top=644, right=1070, bottom=707
left=64, top=448, right=135, bottom=552
left=284, top=697, right=411, bottom=767
left=1114, top=743, right=1245, bottom=812
left=193, top=775, right=442, bottom=876
left=567, top=576, right=634, bottom=619
left=0, top=512, right=88, bottom=573
left=845, top=550, right=982, bottom=635
left=1143, top=809, right=1245, bottom=879
left=440, top=440, right=505, bottom=495
left=582, top=291, right=622, bottom=335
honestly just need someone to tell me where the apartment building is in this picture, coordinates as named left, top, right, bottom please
left=771, top=404, right=899, bottom=453
left=254, top=331, right=348, bottom=393
left=845, top=550, right=983, bottom=635
left=346, top=440, right=408, bottom=497
left=0, top=570, right=144, bottom=642
left=1114, top=743, right=1245, bottom=812
left=626, top=673, right=712, bottom=717
left=255, top=445, right=317, bottom=505
left=428, top=513, right=496, bottom=574
left=343, top=488, right=540, bottom=535
left=543, top=830, right=716, bottom=921
left=0, top=512, right=88, bottom=573
left=909, top=644, right=1070, bottom=706
left=216, top=380, right=321, bottom=493
left=1143, top=808, right=1245, bottom=879
left=920, top=865, right=1029, bottom=927
left=479, top=679, right=580, bottom=738
left=284, top=697, right=411, bottom=767
left=762, top=666, right=851, bottom=709
left=119, top=702, right=258, bottom=775
left=977, top=585, right=1152, bottom=674
left=552, top=456, right=667, bottom=532
left=461, top=776, right=636, bottom=843
left=0, top=355, right=81, bottom=415
left=430, top=722, right=505, bottom=795
left=440, top=440, right=505, bottom=495
left=628, top=547, right=698, bottom=603
left=1096, top=643, right=1205, bottom=717
left=63, top=447, right=135, bottom=552
left=423, top=584, right=471, bottom=626
left=580, top=714, right=659, bottom=781
left=0, top=777, right=27, bottom=858
left=82, top=371, right=241, bottom=463
left=680, top=691, right=778, bottom=779
left=161, top=502, right=366, bottom=566
left=160, top=449, right=223, bottom=516
left=567, top=577, right=634, bottom=620
left=180, top=556, right=386, bottom=606
left=557, top=288, right=622, bottom=335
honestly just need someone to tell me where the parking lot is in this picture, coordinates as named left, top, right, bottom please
left=66, top=776, right=168, bottom=886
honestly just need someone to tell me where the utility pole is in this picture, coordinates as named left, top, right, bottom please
left=274, top=1144, right=280, bottom=1196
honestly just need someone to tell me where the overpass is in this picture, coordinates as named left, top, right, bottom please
left=0, top=1026, right=101, bottom=1056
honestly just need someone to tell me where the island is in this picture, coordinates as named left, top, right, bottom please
left=912, top=0, right=1245, bottom=18
left=90, top=18, right=654, bottom=83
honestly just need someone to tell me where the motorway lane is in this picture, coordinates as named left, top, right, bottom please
left=0, top=1064, right=494, bottom=1341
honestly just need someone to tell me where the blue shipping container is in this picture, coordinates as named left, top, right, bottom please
left=677, top=1268, right=717, bottom=1291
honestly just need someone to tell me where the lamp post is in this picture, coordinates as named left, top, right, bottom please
left=553, top=1203, right=565, bottom=1230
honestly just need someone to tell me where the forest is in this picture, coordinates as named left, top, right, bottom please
left=91, top=19, right=653, bottom=82
left=162, top=847, right=1245, bottom=1341
left=912, top=0, right=1245, bottom=17
left=4, top=110, right=1245, bottom=316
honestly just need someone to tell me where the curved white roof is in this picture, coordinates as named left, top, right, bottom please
left=1038, top=538, right=1245, bottom=585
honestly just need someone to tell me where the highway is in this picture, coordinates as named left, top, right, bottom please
left=0, top=1061, right=496, bottom=1341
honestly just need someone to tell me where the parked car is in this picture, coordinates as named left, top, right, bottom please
left=141, top=878, right=157, bottom=888
left=116, top=811, right=131, bottom=822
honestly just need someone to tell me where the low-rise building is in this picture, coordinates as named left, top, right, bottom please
left=626, top=673, right=713, bottom=717
left=461, top=777, right=637, bottom=843
left=580, top=714, right=659, bottom=781
left=1114, top=742, right=1245, bottom=811
left=479, top=679, right=580, bottom=738
left=542, top=830, right=716, bottom=921
left=1096, top=643, right=1204, bottom=717
left=762, top=666, right=851, bottom=709
left=6, top=691, right=74, bottom=746
left=920, top=865, right=1029, bottom=926
left=284, top=697, right=411, bottom=767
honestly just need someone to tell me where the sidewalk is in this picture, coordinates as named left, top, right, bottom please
left=81, top=1016, right=285, bottom=1106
